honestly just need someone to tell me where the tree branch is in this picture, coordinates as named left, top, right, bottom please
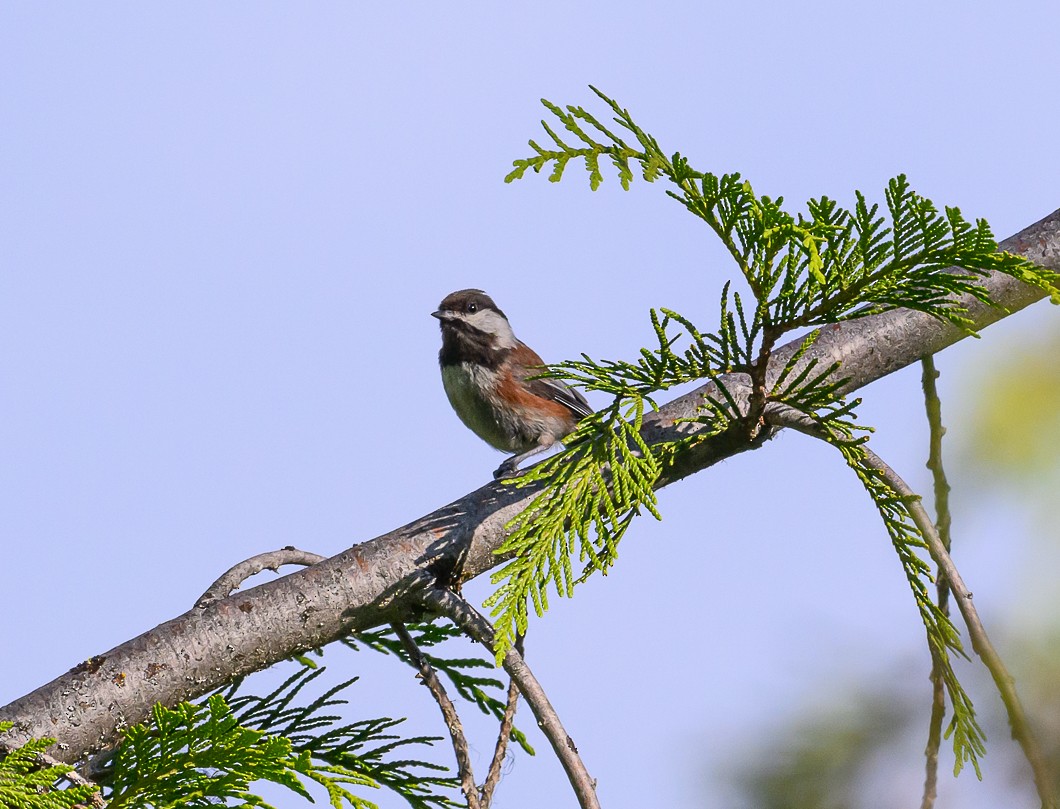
left=419, top=588, right=600, bottom=809
left=2, top=207, right=1058, bottom=764
left=390, top=622, right=480, bottom=809
left=481, top=639, right=521, bottom=809
left=919, top=355, right=951, bottom=809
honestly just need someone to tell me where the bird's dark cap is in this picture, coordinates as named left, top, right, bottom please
left=433, top=289, right=506, bottom=320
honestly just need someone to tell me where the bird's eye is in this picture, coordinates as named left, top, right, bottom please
left=467, top=302, right=478, bottom=313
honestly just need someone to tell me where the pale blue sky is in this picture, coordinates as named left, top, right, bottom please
left=2, top=3, right=1058, bottom=807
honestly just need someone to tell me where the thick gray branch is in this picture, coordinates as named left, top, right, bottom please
left=2, top=208, right=1058, bottom=764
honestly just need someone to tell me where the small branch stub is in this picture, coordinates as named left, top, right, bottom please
left=195, top=547, right=327, bottom=607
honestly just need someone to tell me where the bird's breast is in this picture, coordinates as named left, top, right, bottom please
left=440, top=362, right=518, bottom=452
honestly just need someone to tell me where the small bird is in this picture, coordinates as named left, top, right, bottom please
left=433, top=289, right=593, bottom=479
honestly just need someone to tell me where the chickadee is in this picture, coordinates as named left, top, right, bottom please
left=433, top=289, right=593, bottom=479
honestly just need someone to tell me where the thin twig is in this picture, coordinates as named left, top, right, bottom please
left=419, top=587, right=601, bottom=809
left=921, top=356, right=954, bottom=568
left=390, top=622, right=481, bottom=809
left=920, top=355, right=951, bottom=809
left=35, top=752, right=106, bottom=808
left=480, top=633, right=522, bottom=808
left=920, top=650, right=946, bottom=809
left=195, top=547, right=327, bottom=607
left=769, top=404, right=1056, bottom=809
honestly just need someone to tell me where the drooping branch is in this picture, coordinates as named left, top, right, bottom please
left=481, top=650, right=521, bottom=809
left=769, top=405, right=1056, bottom=809
left=390, top=622, right=481, bottom=809
left=864, top=448, right=1056, bottom=809
left=1, top=208, right=1058, bottom=765
left=919, top=356, right=951, bottom=809
left=418, top=588, right=600, bottom=809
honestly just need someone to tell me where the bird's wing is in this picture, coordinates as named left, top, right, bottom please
left=525, top=375, right=594, bottom=420
left=512, top=340, right=594, bottom=420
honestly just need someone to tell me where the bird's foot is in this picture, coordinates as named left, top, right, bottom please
left=493, top=459, right=520, bottom=479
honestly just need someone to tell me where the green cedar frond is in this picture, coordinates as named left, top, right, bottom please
left=102, top=670, right=460, bottom=809
left=504, top=94, right=648, bottom=189
left=834, top=437, right=986, bottom=776
left=773, top=177, right=1059, bottom=332
left=222, top=660, right=461, bottom=809
left=106, top=695, right=325, bottom=809
left=770, top=357, right=985, bottom=775
left=768, top=376, right=986, bottom=776
left=770, top=330, right=823, bottom=393
left=0, top=723, right=97, bottom=808
left=491, top=302, right=746, bottom=665
left=485, top=402, right=663, bottom=662
left=536, top=296, right=755, bottom=409
left=500, top=88, right=1054, bottom=777
left=508, top=90, right=1059, bottom=333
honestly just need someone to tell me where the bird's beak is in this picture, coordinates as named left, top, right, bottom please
left=432, top=310, right=450, bottom=320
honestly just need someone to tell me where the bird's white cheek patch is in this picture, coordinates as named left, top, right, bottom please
left=465, top=310, right=518, bottom=348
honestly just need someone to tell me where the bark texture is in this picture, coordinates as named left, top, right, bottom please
left=2, top=208, right=1058, bottom=763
